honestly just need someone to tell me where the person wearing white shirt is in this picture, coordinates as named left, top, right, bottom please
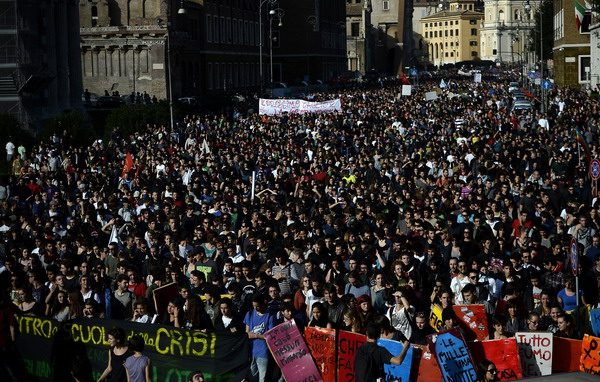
left=450, top=273, right=470, bottom=305
left=5, top=140, right=14, bottom=162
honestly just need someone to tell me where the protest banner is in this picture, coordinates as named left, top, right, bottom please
left=430, top=304, right=443, bottom=332
left=401, top=85, right=412, bottom=96
left=14, top=315, right=248, bottom=382
left=265, top=320, right=322, bottom=382
left=377, top=339, right=413, bottom=382
left=591, top=309, right=600, bottom=336
left=515, top=332, right=553, bottom=377
left=305, top=327, right=336, bottom=382
left=474, top=73, right=482, bottom=83
left=553, top=337, right=582, bottom=373
left=152, top=282, right=179, bottom=318
left=425, top=91, right=438, bottom=101
left=580, top=334, right=600, bottom=375
left=452, top=305, right=489, bottom=341
left=338, top=330, right=367, bottom=382
left=259, top=98, right=342, bottom=115
left=428, top=328, right=478, bottom=382
left=469, top=339, right=522, bottom=381
left=416, top=347, right=443, bottom=382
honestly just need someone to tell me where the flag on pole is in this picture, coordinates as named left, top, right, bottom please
left=575, top=1, right=586, bottom=30
left=121, top=152, right=134, bottom=179
left=575, top=128, right=591, bottom=163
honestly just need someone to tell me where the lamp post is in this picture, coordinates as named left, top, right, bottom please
left=259, top=0, right=277, bottom=96
left=164, top=1, right=186, bottom=130
left=269, top=7, right=284, bottom=90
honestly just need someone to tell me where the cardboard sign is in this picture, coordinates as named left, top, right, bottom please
left=474, top=73, right=482, bottom=83
left=337, top=330, right=367, bottom=382
left=428, top=328, right=477, bottom=382
left=377, top=339, right=413, bottom=381
left=430, top=304, right=444, bottom=332
left=305, top=327, right=336, bottom=382
left=151, top=282, right=179, bottom=317
left=265, top=320, right=322, bottom=382
left=553, top=337, right=582, bottom=373
left=580, top=334, right=600, bottom=375
left=515, top=332, right=553, bottom=377
left=452, top=305, right=489, bottom=341
left=425, top=91, right=438, bottom=101
left=416, top=348, right=443, bottom=382
left=401, top=85, right=412, bottom=96
left=591, top=309, right=600, bottom=336
left=469, top=339, right=522, bottom=381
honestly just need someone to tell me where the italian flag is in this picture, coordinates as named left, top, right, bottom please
left=575, top=1, right=586, bottom=29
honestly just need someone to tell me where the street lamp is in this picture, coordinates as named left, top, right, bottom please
left=163, top=1, right=186, bottom=130
left=259, top=0, right=278, bottom=96
left=269, top=8, right=284, bottom=90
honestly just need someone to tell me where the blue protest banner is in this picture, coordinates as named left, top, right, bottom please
left=377, top=339, right=413, bottom=381
left=428, top=328, right=477, bottom=382
left=591, top=310, right=600, bottom=337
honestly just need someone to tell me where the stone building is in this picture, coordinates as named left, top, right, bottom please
left=346, top=0, right=373, bottom=73
left=479, top=0, right=536, bottom=64
left=371, top=0, right=407, bottom=74
left=3, top=0, right=82, bottom=128
left=552, top=0, right=590, bottom=88
left=420, top=0, right=483, bottom=66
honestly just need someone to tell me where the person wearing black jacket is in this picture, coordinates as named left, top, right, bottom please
left=354, top=323, right=410, bottom=382
left=213, top=298, right=245, bottom=333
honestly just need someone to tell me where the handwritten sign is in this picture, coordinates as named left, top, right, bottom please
left=452, top=305, right=489, bottom=341
left=469, top=339, right=522, bottom=381
left=430, top=304, right=443, bottom=332
left=259, top=98, right=342, bottom=115
left=265, top=320, right=322, bottom=382
left=553, top=337, right=582, bottom=373
left=591, top=309, right=600, bottom=336
left=515, top=332, right=553, bottom=377
left=401, top=85, right=412, bottom=96
left=425, top=91, right=438, bottom=101
left=416, top=347, right=443, bottom=382
left=305, top=327, right=336, bottom=382
left=580, top=334, right=600, bottom=375
left=337, top=330, right=366, bottom=382
left=428, top=328, right=477, bottom=382
left=377, top=339, right=413, bottom=381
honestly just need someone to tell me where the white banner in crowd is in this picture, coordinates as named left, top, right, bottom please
left=259, top=98, right=342, bottom=115
left=515, top=332, right=553, bottom=377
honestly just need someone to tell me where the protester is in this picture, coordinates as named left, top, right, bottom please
left=354, top=322, right=410, bottom=382
left=124, top=335, right=151, bottom=382
left=0, top=69, right=598, bottom=379
left=97, top=327, right=130, bottom=382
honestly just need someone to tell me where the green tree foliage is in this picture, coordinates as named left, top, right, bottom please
left=529, top=0, right=554, bottom=68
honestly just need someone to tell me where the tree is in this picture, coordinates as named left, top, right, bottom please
left=529, top=0, right=554, bottom=71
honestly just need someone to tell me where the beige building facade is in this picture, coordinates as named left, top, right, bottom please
left=420, top=0, right=483, bottom=66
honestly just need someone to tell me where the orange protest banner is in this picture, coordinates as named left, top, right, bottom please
left=553, top=337, right=582, bottom=373
left=469, top=339, right=522, bottom=381
left=337, top=330, right=366, bottom=382
left=580, top=334, right=600, bottom=375
left=453, top=304, right=489, bottom=341
left=305, top=327, right=336, bottom=382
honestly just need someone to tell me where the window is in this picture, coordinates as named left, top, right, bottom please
left=351, top=22, right=359, bottom=37
left=471, top=51, right=478, bottom=57
left=383, top=0, right=390, bottom=10
left=470, top=28, right=477, bottom=36
left=581, top=12, right=591, bottom=33
left=456, top=29, right=459, bottom=36
left=450, top=29, right=453, bottom=36
left=91, top=6, right=98, bottom=27
left=470, top=19, right=477, bottom=25
left=579, top=55, right=591, bottom=82
left=208, top=63, right=213, bottom=89
left=469, top=41, right=477, bottom=46
left=445, top=30, right=448, bottom=37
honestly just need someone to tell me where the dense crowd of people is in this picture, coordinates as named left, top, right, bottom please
left=1, top=68, right=600, bottom=382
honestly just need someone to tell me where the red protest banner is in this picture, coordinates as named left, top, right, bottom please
left=553, top=337, right=582, bottom=373
left=469, top=339, right=522, bottom=381
left=305, top=327, right=336, bottom=382
left=416, top=347, right=443, bottom=382
left=337, top=330, right=366, bottom=382
left=452, top=304, right=489, bottom=341
left=580, top=334, right=600, bottom=375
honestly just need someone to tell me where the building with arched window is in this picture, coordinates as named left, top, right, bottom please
left=420, top=0, right=483, bottom=66
left=479, top=0, right=536, bottom=63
